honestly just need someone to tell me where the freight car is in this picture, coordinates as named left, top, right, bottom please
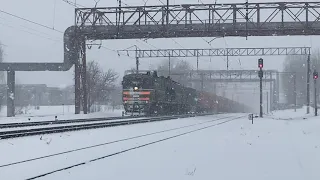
left=122, top=71, right=249, bottom=116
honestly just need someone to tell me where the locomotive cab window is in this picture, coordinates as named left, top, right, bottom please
left=122, top=75, right=154, bottom=89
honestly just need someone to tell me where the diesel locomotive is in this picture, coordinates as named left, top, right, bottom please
left=122, top=71, right=249, bottom=116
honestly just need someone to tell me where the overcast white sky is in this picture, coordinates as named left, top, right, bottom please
left=0, top=0, right=318, bottom=88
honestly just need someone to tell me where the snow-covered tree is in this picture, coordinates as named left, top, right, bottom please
left=282, top=50, right=320, bottom=106
left=156, top=59, right=193, bottom=86
left=0, top=43, right=4, bottom=111
left=86, top=60, right=118, bottom=112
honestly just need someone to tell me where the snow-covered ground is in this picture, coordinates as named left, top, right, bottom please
left=0, top=105, right=124, bottom=124
left=0, top=108, right=319, bottom=180
left=266, top=105, right=315, bottom=120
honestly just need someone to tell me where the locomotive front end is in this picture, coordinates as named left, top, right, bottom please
left=123, top=89, right=152, bottom=115
left=122, top=71, right=155, bottom=116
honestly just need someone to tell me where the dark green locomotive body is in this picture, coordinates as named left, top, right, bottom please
left=122, top=71, right=197, bottom=115
left=122, top=71, right=252, bottom=116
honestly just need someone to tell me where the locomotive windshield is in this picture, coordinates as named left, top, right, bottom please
left=122, top=75, right=154, bottom=89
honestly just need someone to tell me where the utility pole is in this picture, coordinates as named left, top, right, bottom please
left=258, top=58, right=264, bottom=118
left=313, top=70, right=318, bottom=116
left=116, top=0, right=122, bottom=37
left=269, top=72, right=273, bottom=111
left=197, top=53, right=199, bottom=72
left=266, top=92, right=269, bottom=113
left=135, top=45, right=139, bottom=74
left=168, top=52, right=171, bottom=76
left=201, top=73, right=204, bottom=91
left=293, top=72, right=297, bottom=112
left=226, top=53, right=229, bottom=70
left=81, top=39, right=88, bottom=114
left=307, top=54, right=311, bottom=114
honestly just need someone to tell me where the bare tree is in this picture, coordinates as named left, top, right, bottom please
left=282, top=51, right=320, bottom=107
left=86, top=60, right=118, bottom=112
left=0, top=43, right=4, bottom=111
left=14, top=85, right=32, bottom=115
left=156, top=59, right=193, bottom=86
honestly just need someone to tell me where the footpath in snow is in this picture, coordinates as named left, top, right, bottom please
left=0, top=109, right=319, bottom=180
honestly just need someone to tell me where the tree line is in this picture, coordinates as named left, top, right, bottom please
left=0, top=43, right=4, bottom=110
left=282, top=50, right=320, bottom=107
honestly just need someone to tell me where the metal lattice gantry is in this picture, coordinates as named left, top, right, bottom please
left=172, top=70, right=275, bottom=81
left=118, top=47, right=311, bottom=58
left=75, top=2, right=320, bottom=39
left=126, top=69, right=276, bottom=81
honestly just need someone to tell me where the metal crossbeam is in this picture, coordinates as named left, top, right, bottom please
left=119, top=47, right=311, bottom=58
left=75, top=2, right=320, bottom=39
left=126, top=69, right=276, bottom=80
left=189, top=79, right=275, bottom=83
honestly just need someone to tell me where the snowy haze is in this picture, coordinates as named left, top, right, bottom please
left=0, top=0, right=317, bottom=109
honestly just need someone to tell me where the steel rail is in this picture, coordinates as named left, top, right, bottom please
left=0, top=113, right=213, bottom=140
left=25, top=115, right=244, bottom=180
left=0, top=115, right=147, bottom=129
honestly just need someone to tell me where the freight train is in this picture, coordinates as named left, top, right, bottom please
left=122, top=71, right=250, bottom=116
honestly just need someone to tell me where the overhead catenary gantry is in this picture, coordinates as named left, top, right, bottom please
left=119, top=47, right=311, bottom=58
left=118, top=47, right=311, bottom=72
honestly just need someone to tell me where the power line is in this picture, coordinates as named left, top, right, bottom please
left=0, top=2, right=202, bottom=60
left=120, top=0, right=130, bottom=6
left=0, top=21, right=61, bottom=43
left=61, top=0, right=86, bottom=7
left=0, top=8, right=132, bottom=58
left=0, top=16, right=61, bottom=40
left=0, top=9, right=63, bottom=33
left=100, top=45, right=136, bottom=59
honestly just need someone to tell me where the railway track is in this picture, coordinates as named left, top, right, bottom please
left=0, top=115, right=148, bottom=129
left=22, top=115, right=244, bottom=180
left=0, top=113, right=214, bottom=140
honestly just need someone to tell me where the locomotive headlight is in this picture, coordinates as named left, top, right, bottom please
left=134, top=87, right=138, bottom=91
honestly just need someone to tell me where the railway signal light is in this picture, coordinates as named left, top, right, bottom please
left=258, top=58, right=264, bottom=118
left=258, top=58, right=263, bottom=69
left=313, top=71, right=318, bottom=80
